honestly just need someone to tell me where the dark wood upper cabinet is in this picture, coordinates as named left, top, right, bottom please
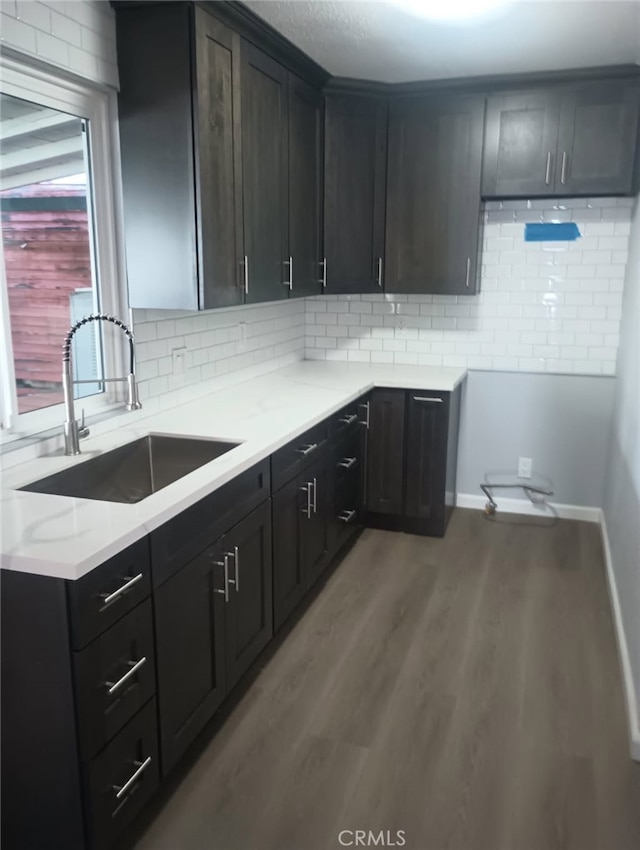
left=117, top=5, right=244, bottom=310
left=482, top=90, right=561, bottom=198
left=366, top=389, right=405, bottom=516
left=483, top=81, right=640, bottom=198
left=385, top=94, right=485, bottom=296
left=556, top=82, right=640, bottom=196
left=288, top=75, right=323, bottom=298
left=323, top=94, right=388, bottom=294
left=241, top=41, right=289, bottom=304
left=194, top=9, right=244, bottom=309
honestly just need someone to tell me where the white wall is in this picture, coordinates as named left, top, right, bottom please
left=0, top=0, right=118, bottom=88
left=306, top=198, right=632, bottom=375
left=603, top=199, right=640, bottom=757
left=457, top=370, right=614, bottom=508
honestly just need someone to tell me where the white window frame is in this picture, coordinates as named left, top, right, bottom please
left=0, top=56, right=129, bottom=443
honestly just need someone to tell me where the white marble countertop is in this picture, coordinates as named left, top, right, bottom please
left=0, top=361, right=466, bottom=580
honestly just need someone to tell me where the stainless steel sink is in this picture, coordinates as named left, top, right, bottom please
left=19, top=435, right=240, bottom=504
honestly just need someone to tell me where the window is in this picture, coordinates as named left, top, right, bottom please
left=0, top=57, right=127, bottom=440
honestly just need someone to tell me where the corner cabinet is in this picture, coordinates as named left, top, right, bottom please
left=323, top=93, right=388, bottom=293
left=385, top=94, right=485, bottom=296
left=482, top=80, right=640, bottom=198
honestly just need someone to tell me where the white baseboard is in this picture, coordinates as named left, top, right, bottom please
left=456, top=492, right=601, bottom=523
left=598, top=511, right=640, bottom=762
left=456, top=492, right=640, bottom=761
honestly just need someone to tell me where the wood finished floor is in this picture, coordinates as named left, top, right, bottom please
left=135, top=509, right=640, bottom=850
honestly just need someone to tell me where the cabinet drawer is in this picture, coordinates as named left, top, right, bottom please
left=330, top=400, right=363, bottom=440
left=334, top=428, right=362, bottom=484
left=85, top=698, right=159, bottom=850
left=74, top=600, right=156, bottom=761
left=271, top=420, right=330, bottom=490
left=67, top=538, right=151, bottom=650
left=151, top=459, right=270, bottom=588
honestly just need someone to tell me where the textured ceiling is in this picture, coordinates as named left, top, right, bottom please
left=243, top=0, right=640, bottom=82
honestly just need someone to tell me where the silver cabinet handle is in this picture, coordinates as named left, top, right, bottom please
left=214, top=554, right=230, bottom=603
left=319, top=258, right=327, bottom=288
left=338, top=456, right=357, bottom=469
left=545, top=151, right=552, bottom=185
left=300, top=483, right=312, bottom=519
left=233, top=544, right=240, bottom=593
left=465, top=257, right=471, bottom=289
left=242, top=255, right=249, bottom=295
left=359, top=401, right=370, bottom=429
left=100, top=573, right=143, bottom=609
left=376, top=257, right=383, bottom=288
left=413, top=396, right=443, bottom=403
left=114, top=756, right=152, bottom=800
left=312, top=477, right=317, bottom=514
left=295, top=442, right=317, bottom=456
left=105, top=657, right=147, bottom=696
left=560, top=151, right=568, bottom=185
left=339, top=413, right=358, bottom=426
left=284, top=256, right=293, bottom=291
left=338, top=509, right=356, bottom=523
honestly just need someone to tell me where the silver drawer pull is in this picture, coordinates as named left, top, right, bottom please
left=105, top=657, right=147, bottom=696
left=300, top=483, right=312, bottom=519
left=413, top=396, right=443, bottom=403
left=339, top=413, right=358, bottom=426
left=295, top=443, right=317, bottom=456
left=114, top=755, right=152, bottom=800
left=338, top=456, right=357, bottom=469
left=338, top=509, right=356, bottom=523
left=359, top=401, right=370, bottom=429
left=214, top=555, right=230, bottom=603
left=100, top=573, right=143, bottom=609
left=312, top=477, right=317, bottom=514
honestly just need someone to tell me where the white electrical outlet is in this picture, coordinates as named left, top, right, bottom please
left=171, top=346, right=187, bottom=375
left=518, top=457, right=532, bottom=479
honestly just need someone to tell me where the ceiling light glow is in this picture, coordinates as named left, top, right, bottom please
left=390, top=0, right=514, bottom=21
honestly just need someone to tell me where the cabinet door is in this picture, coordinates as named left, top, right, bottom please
left=300, top=454, right=330, bottom=590
left=272, top=476, right=305, bottom=632
left=224, top=500, right=273, bottom=690
left=556, top=82, right=640, bottom=196
left=385, top=94, right=485, bottom=295
left=324, top=94, right=387, bottom=293
left=482, top=90, right=561, bottom=197
left=194, top=9, right=244, bottom=309
left=366, top=389, right=405, bottom=515
left=289, top=75, right=323, bottom=298
left=155, top=546, right=226, bottom=775
left=404, top=392, right=449, bottom=535
left=241, top=41, right=289, bottom=304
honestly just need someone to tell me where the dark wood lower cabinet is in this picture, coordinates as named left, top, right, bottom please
left=223, top=500, right=273, bottom=689
left=366, top=383, right=463, bottom=537
left=366, top=388, right=405, bottom=516
left=154, top=546, right=227, bottom=776
left=272, top=451, right=331, bottom=631
left=1, top=385, right=466, bottom=850
left=155, top=499, right=272, bottom=775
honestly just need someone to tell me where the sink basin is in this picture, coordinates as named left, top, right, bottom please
left=19, top=435, right=240, bottom=504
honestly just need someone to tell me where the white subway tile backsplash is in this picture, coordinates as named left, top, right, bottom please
left=2, top=0, right=117, bottom=87
left=306, top=198, right=631, bottom=375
